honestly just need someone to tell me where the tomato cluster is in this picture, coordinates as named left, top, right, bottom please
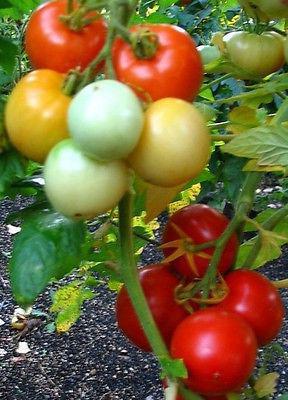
left=116, top=204, right=285, bottom=397
left=4, top=0, right=208, bottom=219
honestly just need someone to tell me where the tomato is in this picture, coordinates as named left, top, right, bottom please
left=44, top=139, right=129, bottom=219
left=116, top=264, right=192, bottom=352
left=238, top=0, right=288, bottom=19
left=128, top=98, right=211, bottom=188
left=162, top=204, right=239, bottom=280
left=112, top=24, right=203, bottom=101
left=5, top=69, right=71, bottom=163
left=216, top=269, right=285, bottom=346
left=170, top=308, right=257, bottom=395
left=67, top=80, right=144, bottom=161
left=197, top=45, right=221, bottom=65
left=223, top=31, right=285, bottom=79
left=25, top=0, right=107, bottom=73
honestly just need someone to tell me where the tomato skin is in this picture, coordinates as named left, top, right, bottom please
left=112, top=24, right=203, bottom=101
left=223, top=31, right=284, bottom=79
left=197, top=45, right=221, bottom=65
left=162, top=204, right=239, bottom=279
left=128, top=98, right=211, bottom=188
left=67, top=80, right=144, bottom=161
left=25, top=0, right=107, bottom=73
left=238, top=0, right=288, bottom=19
left=170, top=308, right=257, bottom=395
left=5, top=69, right=71, bottom=163
left=216, top=269, right=285, bottom=346
left=44, top=139, right=129, bottom=219
left=116, top=264, right=191, bottom=352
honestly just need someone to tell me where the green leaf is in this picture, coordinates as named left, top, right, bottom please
left=0, top=36, right=18, bottom=75
left=222, top=126, right=288, bottom=167
left=160, top=357, right=188, bottom=379
left=51, top=282, right=95, bottom=333
left=0, top=150, right=27, bottom=199
left=0, top=1, right=12, bottom=8
left=9, top=210, right=87, bottom=307
left=254, top=372, right=279, bottom=397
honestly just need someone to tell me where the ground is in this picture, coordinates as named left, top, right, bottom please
left=0, top=196, right=287, bottom=400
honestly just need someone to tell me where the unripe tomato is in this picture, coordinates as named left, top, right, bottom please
left=162, top=204, right=239, bottom=280
left=25, top=0, right=107, bottom=73
left=67, top=80, right=144, bottom=161
left=44, top=139, right=129, bottom=219
left=170, top=309, right=257, bottom=395
left=197, top=45, right=221, bottom=65
left=216, top=269, right=285, bottom=346
left=116, top=264, right=192, bottom=352
left=128, top=98, right=211, bottom=187
left=5, top=69, right=71, bottom=163
left=223, top=31, right=285, bottom=79
left=238, top=0, right=288, bottom=19
left=112, top=24, right=203, bottom=101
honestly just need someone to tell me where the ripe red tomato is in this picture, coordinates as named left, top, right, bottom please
left=116, top=264, right=192, bottom=352
left=25, top=0, right=107, bottom=73
left=112, top=24, right=203, bottom=101
left=162, top=204, right=239, bottom=280
left=216, top=269, right=285, bottom=346
left=170, top=308, right=257, bottom=395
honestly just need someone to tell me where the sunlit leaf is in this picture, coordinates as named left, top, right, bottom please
left=254, top=372, right=279, bottom=397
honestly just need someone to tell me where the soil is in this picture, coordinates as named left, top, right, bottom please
left=0, top=196, right=288, bottom=400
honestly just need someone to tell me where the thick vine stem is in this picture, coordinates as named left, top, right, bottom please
left=118, top=192, right=170, bottom=358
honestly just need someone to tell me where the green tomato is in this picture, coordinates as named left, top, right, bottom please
left=68, top=79, right=144, bottom=162
left=238, top=0, right=288, bottom=20
left=44, top=139, right=129, bottom=219
left=197, top=45, right=221, bottom=65
left=223, top=31, right=285, bottom=79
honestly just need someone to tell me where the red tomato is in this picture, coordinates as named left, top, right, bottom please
left=170, top=309, right=257, bottom=395
left=116, top=264, right=193, bottom=352
left=25, top=0, right=107, bottom=73
left=112, top=24, right=203, bottom=101
left=216, top=269, right=285, bottom=346
left=162, top=204, right=239, bottom=280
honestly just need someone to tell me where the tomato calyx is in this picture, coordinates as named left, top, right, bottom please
left=59, top=3, right=103, bottom=31
left=161, top=222, right=214, bottom=277
left=176, top=274, right=229, bottom=305
left=130, top=28, right=159, bottom=59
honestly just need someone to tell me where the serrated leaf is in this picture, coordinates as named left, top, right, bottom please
left=51, top=283, right=95, bottom=333
left=243, top=159, right=287, bottom=173
left=254, top=372, right=279, bottom=397
left=9, top=211, right=87, bottom=307
left=0, top=36, right=18, bottom=75
left=222, top=126, right=288, bottom=167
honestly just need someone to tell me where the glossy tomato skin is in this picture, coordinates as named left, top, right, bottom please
left=162, top=204, right=239, bottom=279
left=112, top=24, right=203, bottom=101
left=44, top=139, right=129, bottom=219
left=223, top=31, right=284, bottom=79
left=25, top=0, right=107, bottom=73
left=216, top=269, right=285, bottom=346
left=238, top=0, right=288, bottom=19
left=116, top=264, right=191, bottom=352
left=68, top=80, right=144, bottom=161
left=170, top=309, right=257, bottom=395
left=128, top=98, right=211, bottom=188
left=5, top=69, right=71, bottom=163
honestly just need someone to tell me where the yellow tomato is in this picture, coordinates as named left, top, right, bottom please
left=5, top=69, right=71, bottom=163
left=128, top=98, right=211, bottom=187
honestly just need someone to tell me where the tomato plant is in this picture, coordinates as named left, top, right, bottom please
left=216, top=269, right=285, bottom=346
left=44, top=139, right=129, bottom=219
left=162, top=204, right=239, bottom=279
left=67, top=79, right=144, bottom=161
left=112, top=23, right=203, bottom=101
left=128, top=98, right=211, bottom=187
left=116, top=264, right=194, bottom=352
left=25, top=0, right=107, bottom=73
left=5, top=69, right=71, bottom=163
left=170, top=308, right=257, bottom=395
left=223, top=31, right=285, bottom=79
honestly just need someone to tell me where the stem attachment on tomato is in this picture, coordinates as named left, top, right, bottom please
left=60, top=2, right=105, bottom=31
left=130, top=29, right=159, bottom=59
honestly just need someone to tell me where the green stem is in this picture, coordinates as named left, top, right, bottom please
left=208, top=121, right=230, bottom=129
left=210, top=134, right=236, bottom=142
left=242, top=203, right=288, bottom=268
left=200, top=73, right=232, bottom=92
left=118, top=192, right=170, bottom=359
